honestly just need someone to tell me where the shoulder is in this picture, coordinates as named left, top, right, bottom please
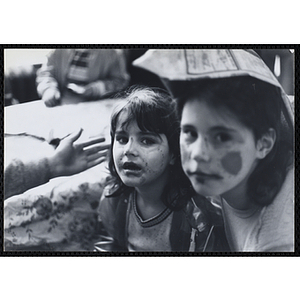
left=98, top=185, right=131, bottom=241
left=99, top=184, right=130, bottom=214
left=99, top=184, right=120, bottom=210
left=254, top=168, right=294, bottom=251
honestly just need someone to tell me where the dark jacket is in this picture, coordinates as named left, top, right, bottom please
left=98, top=187, right=229, bottom=252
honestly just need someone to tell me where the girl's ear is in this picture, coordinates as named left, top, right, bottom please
left=256, top=128, right=276, bottom=159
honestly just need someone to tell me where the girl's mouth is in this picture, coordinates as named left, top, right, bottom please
left=122, top=162, right=142, bottom=172
left=187, top=170, right=223, bottom=182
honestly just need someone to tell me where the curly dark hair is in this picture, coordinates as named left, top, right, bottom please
left=174, top=76, right=293, bottom=206
left=106, top=85, right=193, bottom=211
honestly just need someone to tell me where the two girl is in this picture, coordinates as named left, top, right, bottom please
left=97, top=87, right=228, bottom=251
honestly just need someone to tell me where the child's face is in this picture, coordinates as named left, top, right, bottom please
left=113, top=112, right=174, bottom=189
left=180, top=99, right=262, bottom=202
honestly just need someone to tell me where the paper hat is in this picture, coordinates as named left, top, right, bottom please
left=133, top=49, right=282, bottom=86
left=132, top=49, right=294, bottom=126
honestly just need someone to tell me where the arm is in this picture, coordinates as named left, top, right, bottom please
left=4, top=158, right=51, bottom=200
left=4, top=129, right=109, bottom=200
left=83, top=50, right=130, bottom=99
left=254, top=168, right=294, bottom=252
left=36, top=50, right=61, bottom=106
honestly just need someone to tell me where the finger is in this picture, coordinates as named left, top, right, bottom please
left=50, top=99, right=57, bottom=106
left=86, top=151, right=108, bottom=163
left=87, top=156, right=107, bottom=169
left=45, top=99, right=55, bottom=107
left=84, top=144, right=110, bottom=155
left=80, top=137, right=107, bottom=148
left=91, top=144, right=110, bottom=151
left=55, top=90, right=61, bottom=100
left=50, top=98, right=60, bottom=107
left=67, top=128, right=83, bottom=144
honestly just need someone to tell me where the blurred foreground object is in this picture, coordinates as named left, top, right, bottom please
left=36, top=49, right=130, bottom=107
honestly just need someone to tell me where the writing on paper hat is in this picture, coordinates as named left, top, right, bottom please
left=132, top=49, right=280, bottom=85
left=132, top=49, right=294, bottom=127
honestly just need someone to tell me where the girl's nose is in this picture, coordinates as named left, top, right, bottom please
left=124, top=138, right=138, bottom=157
left=190, top=136, right=210, bottom=162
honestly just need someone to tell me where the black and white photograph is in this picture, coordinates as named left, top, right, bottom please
left=3, top=47, right=295, bottom=254
left=1, top=1, right=299, bottom=294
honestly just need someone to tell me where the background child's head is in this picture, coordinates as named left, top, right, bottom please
left=176, top=76, right=293, bottom=206
left=107, top=86, right=191, bottom=209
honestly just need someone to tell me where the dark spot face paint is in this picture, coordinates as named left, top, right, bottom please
left=221, top=151, right=242, bottom=175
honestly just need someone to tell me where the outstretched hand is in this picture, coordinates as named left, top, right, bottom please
left=47, top=128, right=110, bottom=178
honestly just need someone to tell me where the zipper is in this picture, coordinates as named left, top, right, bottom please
left=203, top=225, right=215, bottom=252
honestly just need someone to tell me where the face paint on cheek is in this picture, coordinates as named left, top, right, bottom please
left=221, top=151, right=242, bottom=176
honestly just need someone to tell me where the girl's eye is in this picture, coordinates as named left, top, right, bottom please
left=116, top=136, right=128, bottom=144
left=181, top=128, right=197, bottom=141
left=141, top=138, right=155, bottom=145
left=214, top=133, right=231, bottom=143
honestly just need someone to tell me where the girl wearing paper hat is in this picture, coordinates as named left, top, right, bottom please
left=133, top=49, right=294, bottom=252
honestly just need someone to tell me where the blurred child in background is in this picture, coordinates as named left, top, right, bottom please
left=36, top=49, right=130, bottom=107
